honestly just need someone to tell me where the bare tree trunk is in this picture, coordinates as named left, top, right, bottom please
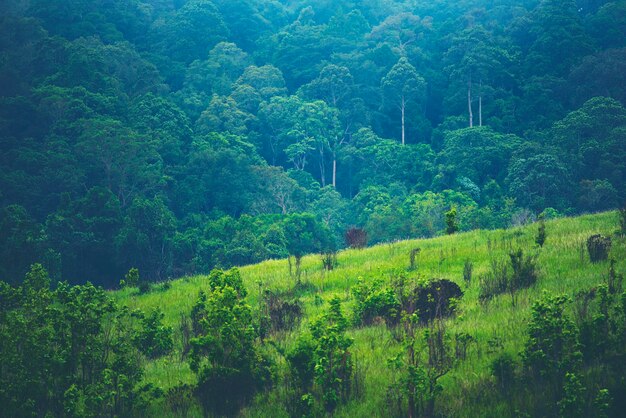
left=467, top=79, right=473, bottom=128
left=319, top=147, right=326, bottom=187
left=478, top=79, right=483, bottom=127
left=401, top=95, right=406, bottom=145
left=332, top=150, right=337, bottom=188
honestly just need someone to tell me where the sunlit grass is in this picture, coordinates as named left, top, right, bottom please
left=114, top=211, right=625, bottom=416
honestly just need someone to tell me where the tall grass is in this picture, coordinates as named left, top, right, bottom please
left=114, top=211, right=625, bottom=417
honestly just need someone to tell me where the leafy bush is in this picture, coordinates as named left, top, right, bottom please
left=536, top=217, right=546, bottom=247
left=409, top=247, right=421, bottom=270
left=321, top=251, right=337, bottom=270
left=587, top=234, right=611, bottom=262
left=522, top=293, right=581, bottom=388
left=133, top=308, right=174, bottom=359
left=138, top=280, right=152, bottom=294
left=0, top=265, right=147, bottom=417
left=351, top=278, right=400, bottom=326
left=480, top=249, right=538, bottom=304
left=310, top=297, right=353, bottom=412
left=445, top=206, right=459, bottom=234
left=188, top=269, right=272, bottom=417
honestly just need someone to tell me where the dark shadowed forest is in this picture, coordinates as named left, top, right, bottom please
left=1, top=0, right=625, bottom=286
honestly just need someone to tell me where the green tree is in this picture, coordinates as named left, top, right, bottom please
left=445, top=206, right=459, bottom=235
left=381, top=57, right=426, bottom=145
left=116, top=196, right=176, bottom=281
left=188, top=269, right=270, bottom=417
left=283, top=213, right=332, bottom=282
left=308, top=296, right=353, bottom=412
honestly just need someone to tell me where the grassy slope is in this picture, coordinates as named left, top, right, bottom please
left=114, top=211, right=626, bottom=417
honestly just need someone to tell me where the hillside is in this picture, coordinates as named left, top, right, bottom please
left=2, top=0, right=626, bottom=289
left=114, top=211, right=626, bottom=417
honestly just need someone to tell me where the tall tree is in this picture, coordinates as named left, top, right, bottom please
left=381, top=57, right=426, bottom=145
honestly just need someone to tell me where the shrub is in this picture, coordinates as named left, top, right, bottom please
left=521, top=293, right=581, bottom=387
left=536, top=217, right=546, bottom=247
left=286, top=297, right=353, bottom=416
left=619, top=205, right=626, bottom=235
left=351, top=278, right=400, bottom=326
left=491, top=352, right=517, bottom=393
left=509, top=249, right=539, bottom=292
left=345, top=227, right=368, bottom=249
left=479, top=250, right=538, bottom=304
left=445, top=207, right=459, bottom=234
left=125, top=267, right=140, bottom=287
left=188, top=269, right=272, bottom=417
left=133, top=308, right=174, bottom=359
left=401, top=279, right=463, bottom=324
left=262, top=290, right=303, bottom=333
left=165, top=384, right=195, bottom=417
left=479, top=259, right=509, bottom=303
left=138, top=280, right=152, bottom=294
left=321, top=251, right=337, bottom=271
left=587, top=235, right=611, bottom=263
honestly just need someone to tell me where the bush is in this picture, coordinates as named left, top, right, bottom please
left=479, top=260, right=509, bottom=303
left=351, top=278, right=400, bottom=326
left=491, top=352, right=517, bottom=393
left=133, top=308, right=174, bottom=359
left=479, top=250, right=538, bottom=304
left=536, top=217, right=546, bottom=247
left=321, top=251, right=337, bottom=270
left=445, top=207, right=459, bottom=234
left=521, top=293, right=581, bottom=385
left=345, top=227, right=368, bottom=249
left=138, top=280, right=152, bottom=294
left=587, top=235, right=611, bottom=263
left=188, top=269, right=272, bottom=417
left=262, top=290, right=303, bottom=333
left=509, top=249, right=539, bottom=291
left=125, top=267, right=140, bottom=287
left=402, top=279, right=463, bottom=324
left=165, top=384, right=195, bottom=417
left=409, top=248, right=421, bottom=270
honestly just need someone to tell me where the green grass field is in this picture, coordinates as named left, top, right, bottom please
left=114, top=211, right=625, bottom=417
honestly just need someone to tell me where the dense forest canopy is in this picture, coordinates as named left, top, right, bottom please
left=1, top=0, right=625, bottom=287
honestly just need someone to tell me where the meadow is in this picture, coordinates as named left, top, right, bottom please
left=114, top=211, right=625, bottom=417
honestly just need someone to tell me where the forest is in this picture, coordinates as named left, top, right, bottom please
left=1, top=0, right=625, bottom=286
left=1, top=0, right=626, bottom=416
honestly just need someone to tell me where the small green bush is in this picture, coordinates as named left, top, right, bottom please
left=133, top=308, right=174, bottom=359
left=351, top=278, right=400, bottom=326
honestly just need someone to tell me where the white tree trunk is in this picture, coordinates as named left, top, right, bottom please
left=319, top=146, right=326, bottom=187
left=478, top=80, right=483, bottom=127
left=332, top=151, right=337, bottom=188
left=467, top=79, right=473, bottom=128
left=401, top=95, right=406, bottom=145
